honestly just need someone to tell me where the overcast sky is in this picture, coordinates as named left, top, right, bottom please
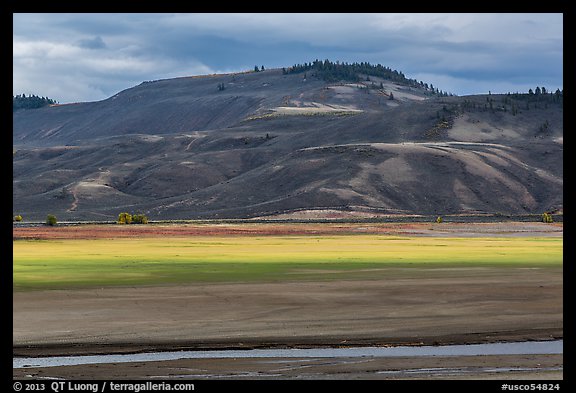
left=13, top=13, right=563, bottom=104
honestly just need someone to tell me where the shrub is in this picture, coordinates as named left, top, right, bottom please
left=542, top=212, right=553, bottom=223
left=117, top=212, right=132, bottom=224
left=46, top=214, right=57, bottom=226
left=132, top=214, right=148, bottom=224
left=13, top=215, right=23, bottom=222
left=118, top=212, right=148, bottom=224
left=436, top=216, right=443, bottom=223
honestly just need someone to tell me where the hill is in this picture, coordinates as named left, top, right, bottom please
left=13, top=66, right=563, bottom=221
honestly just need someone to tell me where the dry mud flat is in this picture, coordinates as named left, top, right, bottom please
left=13, top=222, right=563, bottom=380
left=13, top=273, right=563, bottom=380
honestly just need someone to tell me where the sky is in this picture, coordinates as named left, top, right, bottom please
left=13, top=13, right=563, bottom=104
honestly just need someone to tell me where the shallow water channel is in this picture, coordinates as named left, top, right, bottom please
left=13, top=340, right=562, bottom=369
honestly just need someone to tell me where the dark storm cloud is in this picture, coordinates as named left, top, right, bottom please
left=13, top=13, right=563, bottom=103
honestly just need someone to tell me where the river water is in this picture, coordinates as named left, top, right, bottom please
left=13, top=340, right=562, bottom=369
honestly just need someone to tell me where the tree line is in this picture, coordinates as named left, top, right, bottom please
left=13, top=94, right=57, bottom=111
left=459, top=87, right=563, bottom=116
left=282, top=59, right=453, bottom=97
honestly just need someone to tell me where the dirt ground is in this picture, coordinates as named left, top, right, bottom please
left=13, top=222, right=563, bottom=380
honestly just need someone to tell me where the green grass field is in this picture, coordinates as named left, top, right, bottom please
left=13, top=235, right=562, bottom=291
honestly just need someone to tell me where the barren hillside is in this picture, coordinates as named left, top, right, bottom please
left=13, top=67, right=563, bottom=221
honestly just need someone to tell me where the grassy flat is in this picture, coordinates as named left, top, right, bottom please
left=13, top=235, right=562, bottom=291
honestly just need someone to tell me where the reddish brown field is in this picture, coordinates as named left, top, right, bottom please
left=12, top=221, right=563, bottom=240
